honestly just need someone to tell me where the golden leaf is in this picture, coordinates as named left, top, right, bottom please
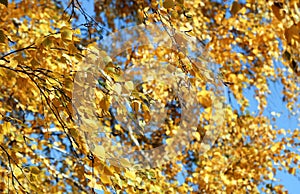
left=230, top=2, right=243, bottom=16
left=0, top=30, right=6, bottom=43
left=30, top=166, right=40, bottom=175
left=271, top=2, right=285, bottom=20
left=61, top=26, right=73, bottom=42
left=94, top=145, right=106, bottom=158
left=163, top=0, right=175, bottom=9
left=100, top=174, right=112, bottom=185
left=124, top=170, right=136, bottom=180
left=125, top=81, right=134, bottom=91
left=120, top=158, right=131, bottom=168
left=10, top=59, right=18, bottom=68
left=288, top=167, right=296, bottom=175
left=192, top=132, right=201, bottom=141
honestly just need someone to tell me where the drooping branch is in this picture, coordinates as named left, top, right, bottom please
left=0, top=144, right=30, bottom=193
left=0, top=44, right=36, bottom=63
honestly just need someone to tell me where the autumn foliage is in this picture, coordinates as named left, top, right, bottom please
left=0, top=0, right=299, bottom=193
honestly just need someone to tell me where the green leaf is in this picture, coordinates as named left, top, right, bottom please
left=0, top=0, right=8, bottom=7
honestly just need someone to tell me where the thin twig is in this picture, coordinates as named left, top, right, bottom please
left=0, top=44, right=36, bottom=62
left=0, top=144, right=30, bottom=193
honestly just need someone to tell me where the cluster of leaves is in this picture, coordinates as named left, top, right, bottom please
left=0, top=0, right=299, bottom=193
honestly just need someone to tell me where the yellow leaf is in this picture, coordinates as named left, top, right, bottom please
left=179, top=26, right=192, bottom=32
left=3, top=122, right=11, bottom=135
left=91, top=181, right=104, bottom=191
left=237, top=74, right=245, bottom=81
left=193, top=132, right=201, bottom=141
left=41, top=36, right=54, bottom=49
left=267, top=171, right=274, bottom=179
left=230, top=2, right=243, bottom=16
left=197, top=90, right=212, bottom=108
left=113, top=83, right=122, bottom=95
left=166, top=138, right=174, bottom=145
left=103, top=165, right=115, bottom=176
left=124, top=170, right=136, bottom=180
left=159, top=0, right=163, bottom=8
left=120, top=158, right=131, bottom=168
left=239, top=7, right=247, bottom=15
left=228, top=73, right=237, bottom=83
left=285, top=25, right=300, bottom=45
left=163, top=0, right=175, bottom=9
left=74, top=28, right=81, bottom=35
left=10, top=59, right=18, bottom=68
left=30, top=166, right=40, bottom=175
left=14, top=168, right=22, bottom=178
left=125, top=81, right=134, bottom=91
left=61, top=26, right=73, bottom=41
left=270, top=142, right=281, bottom=152
left=94, top=145, right=106, bottom=158
left=288, top=167, right=296, bottom=175
left=100, top=174, right=112, bottom=185
left=271, top=2, right=285, bottom=20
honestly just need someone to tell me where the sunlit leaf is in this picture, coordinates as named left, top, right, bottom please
left=124, top=170, right=136, bottom=180
left=61, top=26, right=73, bottom=41
left=94, top=145, right=106, bottom=158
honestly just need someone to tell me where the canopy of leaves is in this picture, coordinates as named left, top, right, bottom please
left=0, top=0, right=299, bottom=193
